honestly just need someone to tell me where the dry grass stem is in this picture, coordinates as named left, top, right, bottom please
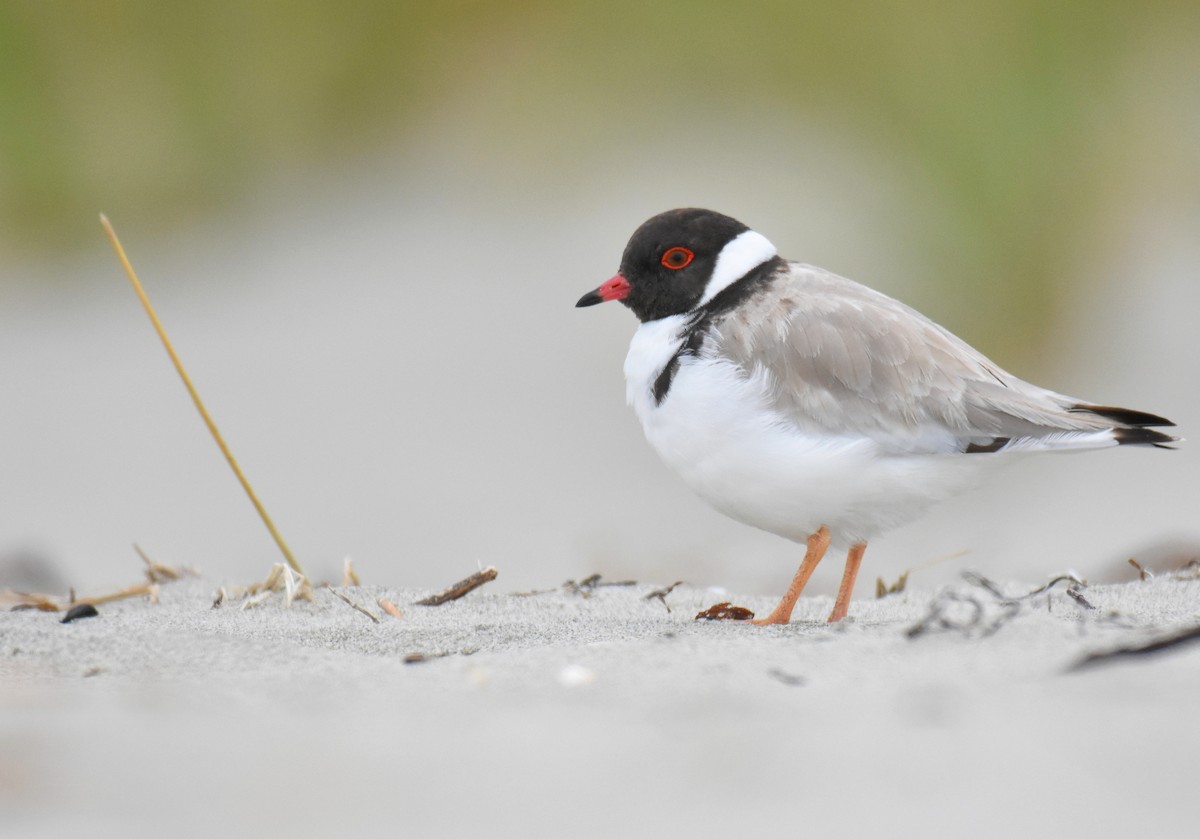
left=134, top=543, right=197, bottom=583
left=329, top=587, right=380, bottom=623
left=1128, top=558, right=1153, bottom=581
left=100, top=214, right=304, bottom=578
left=342, top=557, right=361, bottom=586
left=416, top=566, right=498, bottom=606
left=877, top=549, right=968, bottom=599
left=644, top=581, right=684, bottom=612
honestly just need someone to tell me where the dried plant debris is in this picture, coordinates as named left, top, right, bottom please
left=876, top=550, right=967, bottom=599
left=220, top=563, right=316, bottom=610
left=5, top=580, right=168, bottom=613
left=2, top=592, right=60, bottom=612
left=3, top=547, right=192, bottom=613
left=562, top=574, right=637, bottom=598
left=403, top=651, right=451, bottom=664
left=907, top=572, right=1096, bottom=639
left=377, top=598, right=403, bottom=618
left=341, top=557, right=361, bottom=587
left=695, top=602, right=755, bottom=621
left=1070, top=624, right=1200, bottom=671
left=403, top=647, right=478, bottom=665
left=60, top=604, right=99, bottom=624
left=1172, top=559, right=1200, bottom=581
left=876, top=570, right=910, bottom=599
left=644, top=581, right=684, bottom=612
left=327, top=586, right=380, bottom=623
left=1128, top=558, right=1153, bottom=581
left=134, top=543, right=197, bottom=583
left=416, top=567, right=498, bottom=606
left=511, top=573, right=638, bottom=598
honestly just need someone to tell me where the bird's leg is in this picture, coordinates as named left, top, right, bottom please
left=826, top=542, right=867, bottom=623
left=751, top=526, right=831, bottom=626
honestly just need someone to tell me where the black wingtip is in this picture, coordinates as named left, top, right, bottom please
left=1112, top=426, right=1180, bottom=448
left=1072, top=404, right=1176, bottom=428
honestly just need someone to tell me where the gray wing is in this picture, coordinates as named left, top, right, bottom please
left=708, top=263, right=1175, bottom=454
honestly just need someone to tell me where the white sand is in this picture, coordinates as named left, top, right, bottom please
left=2, top=570, right=1198, bottom=839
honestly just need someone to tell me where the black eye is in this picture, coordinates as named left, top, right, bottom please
left=660, top=246, right=695, bottom=270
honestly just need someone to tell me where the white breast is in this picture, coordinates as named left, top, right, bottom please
left=623, top=321, right=993, bottom=547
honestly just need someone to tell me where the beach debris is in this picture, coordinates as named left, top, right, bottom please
left=404, top=651, right=448, bottom=664
left=563, top=573, right=637, bottom=598
left=511, top=573, right=638, bottom=598
left=3, top=549, right=189, bottom=614
left=1070, top=624, right=1200, bottom=671
left=876, top=550, right=967, bottom=600
left=876, top=570, right=909, bottom=599
left=134, top=543, right=197, bottom=583
left=229, top=562, right=314, bottom=609
left=2, top=592, right=60, bottom=612
left=403, top=647, right=478, bottom=665
left=328, top=586, right=380, bottom=623
left=416, top=566, right=498, bottom=606
left=1176, top=559, right=1200, bottom=580
left=558, top=664, right=596, bottom=687
left=377, top=597, right=403, bottom=618
left=342, top=557, right=361, bottom=587
left=61, top=604, right=99, bottom=624
left=240, top=591, right=273, bottom=610
left=695, top=602, right=755, bottom=621
left=766, top=667, right=806, bottom=687
left=83, top=666, right=104, bottom=678
left=907, top=572, right=1095, bottom=639
left=644, top=581, right=684, bottom=612
left=101, top=215, right=305, bottom=579
left=1127, top=558, right=1153, bottom=581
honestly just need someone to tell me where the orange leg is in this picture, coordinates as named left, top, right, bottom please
left=751, top=526, right=831, bottom=626
left=826, top=542, right=867, bottom=623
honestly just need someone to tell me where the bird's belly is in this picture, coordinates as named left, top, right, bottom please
left=633, top=358, right=987, bottom=545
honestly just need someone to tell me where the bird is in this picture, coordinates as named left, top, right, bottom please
left=575, top=208, right=1178, bottom=625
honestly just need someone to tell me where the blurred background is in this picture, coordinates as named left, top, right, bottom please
left=1, top=1, right=1197, bottom=596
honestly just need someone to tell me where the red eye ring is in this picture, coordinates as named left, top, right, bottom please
left=661, top=246, right=695, bottom=270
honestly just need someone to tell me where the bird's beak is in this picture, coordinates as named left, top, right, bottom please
left=576, top=274, right=631, bottom=307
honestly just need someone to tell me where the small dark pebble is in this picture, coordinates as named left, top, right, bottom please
left=695, top=602, right=755, bottom=621
left=61, top=604, right=99, bottom=624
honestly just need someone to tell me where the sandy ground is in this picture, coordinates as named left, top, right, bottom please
left=2, top=566, right=1198, bottom=839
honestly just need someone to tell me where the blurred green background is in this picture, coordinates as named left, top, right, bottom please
left=4, top=1, right=1197, bottom=361
left=2, top=1, right=1197, bottom=591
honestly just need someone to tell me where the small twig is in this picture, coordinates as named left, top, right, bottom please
left=329, top=588, right=380, bottom=623
left=1128, top=558, right=1153, bottom=581
left=342, top=557, right=361, bottom=587
left=563, top=574, right=637, bottom=598
left=100, top=214, right=304, bottom=578
left=644, top=581, right=684, bottom=613
left=404, top=651, right=451, bottom=664
left=416, top=566, right=498, bottom=606
left=77, top=582, right=157, bottom=607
